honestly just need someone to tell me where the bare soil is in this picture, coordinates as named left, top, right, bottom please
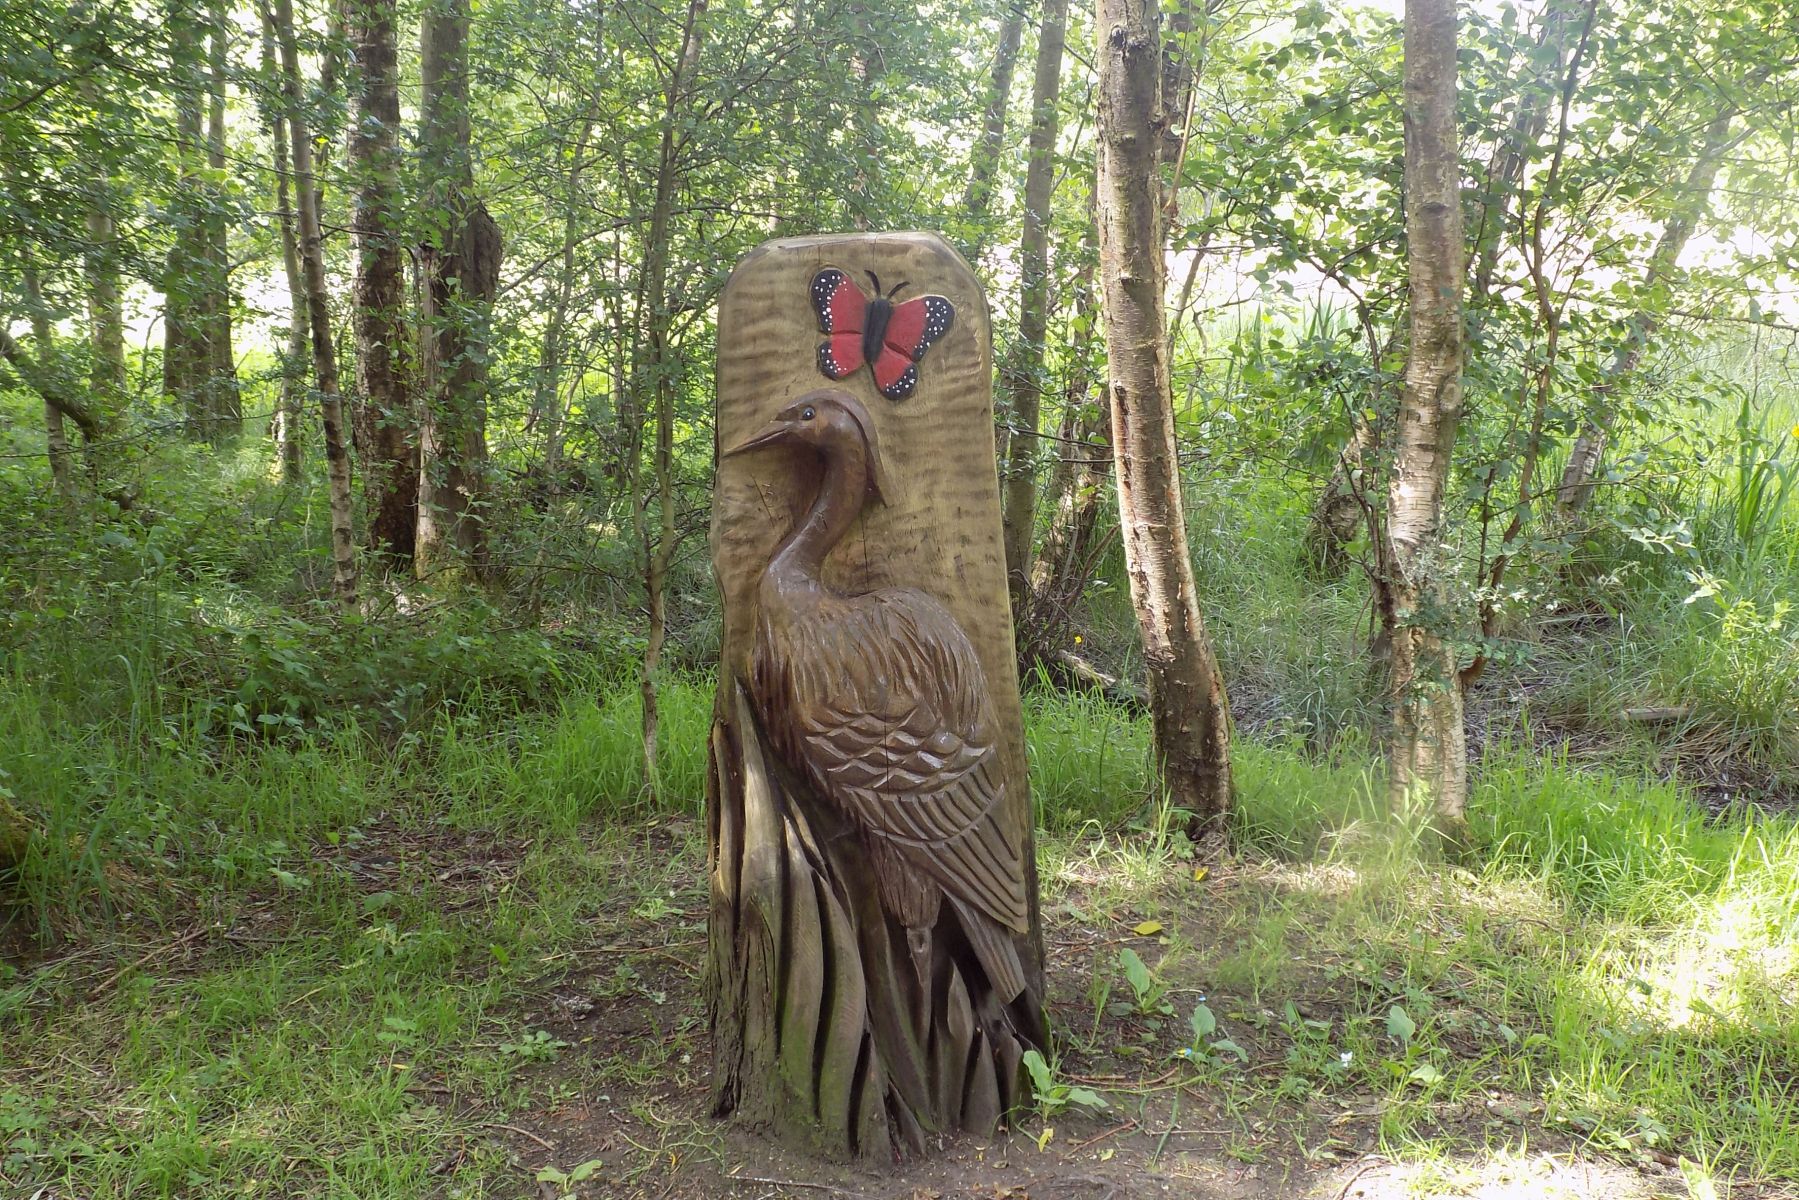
left=461, top=821, right=1707, bottom=1200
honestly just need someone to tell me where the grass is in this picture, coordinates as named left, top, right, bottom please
left=6, top=667, right=1797, bottom=1194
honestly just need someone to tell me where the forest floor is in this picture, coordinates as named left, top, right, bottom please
left=5, top=780, right=1786, bottom=1200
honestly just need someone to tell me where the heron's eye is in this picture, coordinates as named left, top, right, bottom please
left=801, top=406, right=816, bottom=421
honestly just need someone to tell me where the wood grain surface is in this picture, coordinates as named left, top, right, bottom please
left=706, top=232, right=1043, bottom=1157
left=711, top=232, right=1031, bottom=839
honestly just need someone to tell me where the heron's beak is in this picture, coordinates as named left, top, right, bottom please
left=722, top=417, right=792, bottom=457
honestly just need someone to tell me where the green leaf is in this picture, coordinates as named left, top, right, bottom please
left=1386, top=1005, right=1415, bottom=1045
left=1212, top=1038, right=1248, bottom=1062
left=1118, top=947, right=1153, bottom=1000
left=1065, top=1086, right=1108, bottom=1110
left=1188, top=1003, right=1217, bottom=1040
left=1021, top=1048, right=1053, bottom=1096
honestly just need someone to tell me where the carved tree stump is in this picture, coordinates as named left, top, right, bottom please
left=707, top=233, right=1046, bottom=1158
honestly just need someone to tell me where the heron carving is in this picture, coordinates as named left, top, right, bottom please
left=723, top=388, right=1031, bottom=1005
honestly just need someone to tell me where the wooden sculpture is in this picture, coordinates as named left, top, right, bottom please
left=709, top=234, right=1044, bottom=1159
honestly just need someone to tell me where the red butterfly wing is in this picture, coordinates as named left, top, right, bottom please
left=871, top=295, right=955, bottom=400
left=811, top=268, right=868, bottom=379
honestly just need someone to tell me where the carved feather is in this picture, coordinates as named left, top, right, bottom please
left=753, top=587, right=1030, bottom=937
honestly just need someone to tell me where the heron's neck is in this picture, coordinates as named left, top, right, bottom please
left=769, top=442, right=869, bottom=588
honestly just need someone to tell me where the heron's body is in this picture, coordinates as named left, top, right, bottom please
left=731, top=391, right=1031, bottom=1002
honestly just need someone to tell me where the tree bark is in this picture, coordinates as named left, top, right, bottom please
left=532, top=118, right=594, bottom=492
left=84, top=207, right=125, bottom=414
left=1021, top=251, right=1112, bottom=670
left=1554, top=109, right=1737, bottom=518
left=959, top=9, right=1025, bottom=249
left=1095, top=0, right=1233, bottom=841
left=164, top=11, right=207, bottom=435
left=20, top=268, right=75, bottom=502
left=349, top=0, right=417, bottom=559
left=200, top=0, right=242, bottom=436
left=416, top=0, right=501, bottom=580
left=260, top=4, right=308, bottom=484
left=633, top=0, right=706, bottom=802
left=270, top=0, right=360, bottom=612
left=1380, top=0, right=1467, bottom=837
left=998, top=0, right=1068, bottom=619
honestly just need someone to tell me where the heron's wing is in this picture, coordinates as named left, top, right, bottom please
left=787, top=594, right=1030, bottom=932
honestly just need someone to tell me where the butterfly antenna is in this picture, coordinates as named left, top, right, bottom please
left=889, top=280, right=911, bottom=299
left=866, top=270, right=883, bottom=297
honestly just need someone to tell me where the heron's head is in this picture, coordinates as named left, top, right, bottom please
left=723, top=388, right=888, bottom=503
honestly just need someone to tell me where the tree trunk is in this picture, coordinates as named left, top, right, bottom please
left=998, top=0, right=1068, bottom=619
left=633, top=0, right=706, bottom=802
left=260, top=4, right=308, bottom=484
left=84, top=206, right=125, bottom=415
left=165, top=12, right=206, bottom=436
left=959, top=9, right=1024, bottom=250
left=1021, top=251, right=1112, bottom=671
left=1468, top=0, right=1588, bottom=307
left=1554, top=109, right=1737, bottom=518
left=201, top=0, right=242, bottom=437
left=350, top=0, right=417, bottom=559
left=1303, top=4, right=1589, bottom=572
left=416, top=0, right=501, bottom=580
left=532, top=119, right=594, bottom=491
left=1095, top=0, right=1233, bottom=841
left=270, top=0, right=359, bottom=612
left=1379, top=0, right=1467, bottom=837
left=21, top=268, right=75, bottom=502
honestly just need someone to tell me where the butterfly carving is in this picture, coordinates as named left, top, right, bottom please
left=810, top=268, right=955, bottom=401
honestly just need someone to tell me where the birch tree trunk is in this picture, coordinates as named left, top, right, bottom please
left=998, top=0, right=1068, bottom=617
left=1304, top=3, right=1589, bottom=572
left=416, top=0, right=502, bottom=580
left=1095, top=0, right=1233, bottom=841
left=1380, top=0, right=1467, bottom=835
left=633, top=0, right=706, bottom=801
left=270, top=0, right=360, bottom=612
left=1554, top=109, right=1736, bottom=518
left=349, top=0, right=417, bottom=560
